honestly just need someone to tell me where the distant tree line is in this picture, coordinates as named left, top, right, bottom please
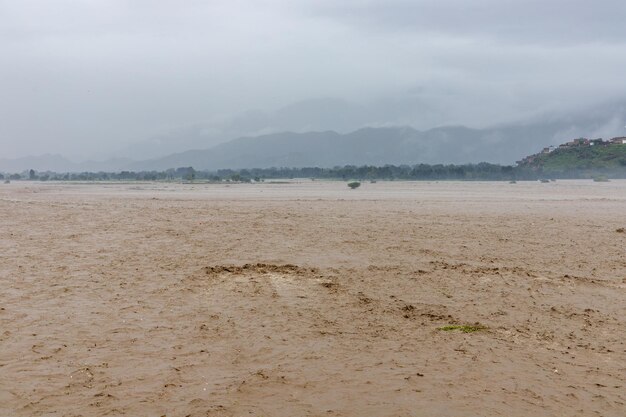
left=2, top=162, right=625, bottom=182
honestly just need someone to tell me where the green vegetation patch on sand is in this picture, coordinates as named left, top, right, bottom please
left=438, top=324, right=487, bottom=333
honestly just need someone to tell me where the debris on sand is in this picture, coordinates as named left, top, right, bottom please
left=203, top=263, right=316, bottom=275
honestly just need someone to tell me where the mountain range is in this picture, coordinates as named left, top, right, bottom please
left=2, top=99, right=626, bottom=173
left=127, top=125, right=547, bottom=171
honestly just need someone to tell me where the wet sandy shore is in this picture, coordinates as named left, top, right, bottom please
left=1, top=180, right=625, bottom=416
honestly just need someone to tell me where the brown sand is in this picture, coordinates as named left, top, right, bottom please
left=0, top=180, right=624, bottom=417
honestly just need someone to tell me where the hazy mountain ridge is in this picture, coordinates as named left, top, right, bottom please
left=108, top=98, right=372, bottom=161
left=105, top=98, right=626, bottom=163
left=0, top=154, right=134, bottom=173
left=0, top=124, right=616, bottom=173
left=126, top=124, right=571, bottom=171
left=3, top=99, right=626, bottom=173
left=0, top=154, right=72, bottom=173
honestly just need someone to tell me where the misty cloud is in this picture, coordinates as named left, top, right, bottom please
left=305, top=0, right=626, bottom=45
left=1, top=0, right=625, bottom=160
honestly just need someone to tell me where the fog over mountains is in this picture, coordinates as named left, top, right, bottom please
left=4, top=1, right=626, bottom=169
left=2, top=98, right=626, bottom=173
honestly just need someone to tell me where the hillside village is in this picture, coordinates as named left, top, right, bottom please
left=517, top=136, right=626, bottom=165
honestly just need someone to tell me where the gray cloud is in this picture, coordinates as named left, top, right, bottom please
left=304, top=0, right=626, bottom=45
left=1, top=0, right=625, bottom=160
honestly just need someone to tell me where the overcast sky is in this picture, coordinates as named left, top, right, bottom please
left=2, top=0, right=626, bottom=159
